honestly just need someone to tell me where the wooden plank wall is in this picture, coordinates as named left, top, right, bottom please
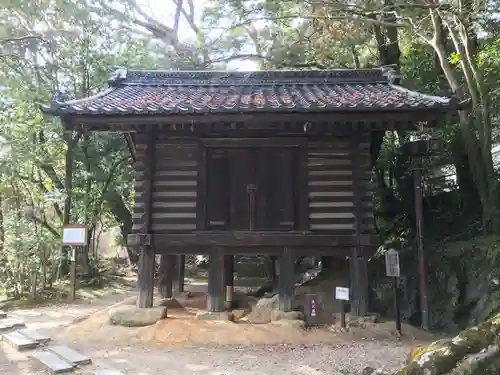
left=133, top=135, right=198, bottom=237
left=131, top=131, right=375, bottom=237
left=307, top=132, right=374, bottom=234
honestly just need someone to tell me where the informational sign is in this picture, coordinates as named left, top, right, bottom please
left=304, top=294, right=321, bottom=325
left=335, top=286, right=350, bottom=301
left=62, top=224, right=88, bottom=246
left=385, top=248, right=401, bottom=277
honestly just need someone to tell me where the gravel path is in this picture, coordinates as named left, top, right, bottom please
left=1, top=341, right=408, bottom=375
left=0, top=280, right=412, bottom=374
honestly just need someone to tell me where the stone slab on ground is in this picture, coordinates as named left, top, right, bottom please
left=0, top=310, right=5, bottom=319
left=18, top=328, right=51, bottom=344
left=31, top=350, right=75, bottom=374
left=93, top=370, right=125, bottom=375
left=109, top=305, right=167, bottom=327
left=0, top=318, right=25, bottom=332
left=48, top=345, right=92, bottom=366
left=195, top=311, right=234, bottom=321
left=2, top=330, right=39, bottom=350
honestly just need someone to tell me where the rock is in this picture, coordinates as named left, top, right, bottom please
left=454, top=345, right=500, bottom=375
left=271, top=319, right=306, bottom=330
left=108, top=306, right=167, bottom=327
left=359, top=367, right=376, bottom=375
left=247, top=281, right=274, bottom=298
left=256, top=294, right=279, bottom=309
left=247, top=294, right=281, bottom=323
left=173, top=291, right=192, bottom=299
left=231, top=309, right=248, bottom=321
left=359, top=367, right=388, bottom=375
left=399, top=314, right=500, bottom=375
left=358, top=367, right=391, bottom=375
left=349, top=314, right=379, bottom=328
left=297, top=267, right=322, bottom=285
left=245, top=308, right=273, bottom=323
left=270, top=310, right=303, bottom=321
left=195, top=311, right=234, bottom=321
left=156, top=298, right=183, bottom=308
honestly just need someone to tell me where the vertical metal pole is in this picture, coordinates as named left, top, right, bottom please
left=340, top=301, right=346, bottom=329
left=414, top=164, right=429, bottom=330
left=393, top=276, right=401, bottom=335
left=69, top=246, right=76, bottom=302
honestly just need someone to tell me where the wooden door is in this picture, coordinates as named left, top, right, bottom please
left=255, top=148, right=296, bottom=230
left=205, top=146, right=298, bottom=231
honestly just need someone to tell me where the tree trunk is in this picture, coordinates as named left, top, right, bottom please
left=59, top=132, right=78, bottom=277
left=428, top=9, right=499, bottom=233
left=103, top=189, right=136, bottom=263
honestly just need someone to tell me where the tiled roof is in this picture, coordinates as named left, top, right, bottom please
left=41, top=68, right=461, bottom=116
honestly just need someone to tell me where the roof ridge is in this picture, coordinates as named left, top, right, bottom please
left=107, top=67, right=394, bottom=87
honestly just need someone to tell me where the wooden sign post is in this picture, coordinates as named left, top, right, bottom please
left=335, top=286, right=349, bottom=328
left=62, top=224, right=88, bottom=302
left=385, top=248, right=402, bottom=335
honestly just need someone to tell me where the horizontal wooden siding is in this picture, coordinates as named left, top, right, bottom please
left=133, top=137, right=198, bottom=234
left=307, top=133, right=374, bottom=234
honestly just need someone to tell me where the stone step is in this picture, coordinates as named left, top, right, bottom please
left=48, top=345, right=92, bottom=366
left=2, top=331, right=39, bottom=350
left=93, top=370, right=125, bottom=375
left=18, top=328, right=51, bottom=344
left=31, top=350, right=75, bottom=374
left=0, top=310, right=6, bottom=319
left=0, top=318, right=25, bottom=332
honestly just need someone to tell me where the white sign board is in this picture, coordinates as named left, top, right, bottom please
left=385, top=248, right=401, bottom=277
left=62, top=225, right=88, bottom=246
left=335, top=286, right=350, bottom=301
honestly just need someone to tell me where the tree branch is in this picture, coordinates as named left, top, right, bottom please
left=202, top=53, right=328, bottom=69
left=213, top=15, right=407, bottom=34
left=27, top=213, right=60, bottom=238
left=0, top=35, right=43, bottom=44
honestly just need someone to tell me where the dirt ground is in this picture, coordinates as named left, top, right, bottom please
left=0, top=277, right=437, bottom=375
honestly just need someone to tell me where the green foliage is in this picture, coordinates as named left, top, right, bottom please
left=0, top=0, right=162, bottom=298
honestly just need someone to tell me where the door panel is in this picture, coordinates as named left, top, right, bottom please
left=256, top=148, right=295, bottom=230
left=228, top=149, right=254, bottom=230
left=206, top=149, right=229, bottom=229
left=205, top=145, right=298, bottom=231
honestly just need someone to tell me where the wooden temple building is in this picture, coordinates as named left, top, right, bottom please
left=42, top=67, right=462, bottom=317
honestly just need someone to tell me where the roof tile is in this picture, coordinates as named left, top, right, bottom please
left=43, top=69, right=457, bottom=116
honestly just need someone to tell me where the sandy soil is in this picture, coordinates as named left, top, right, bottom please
left=0, top=280, right=436, bottom=375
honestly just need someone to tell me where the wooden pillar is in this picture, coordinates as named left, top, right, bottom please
left=137, top=129, right=156, bottom=308
left=158, top=254, right=175, bottom=298
left=207, top=250, right=225, bottom=312
left=224, top=255, right=234, bottom=309
left=278, top=247, right=295, bottom=312
left=358, top=253, right=368, bottom=315
left=137, top=249, right=155, bottom=308
left=173, top=255, right=185, bottom=293
left=268, top=256, right=277, bottom=285
left=351, top=125, right=369, bottom=316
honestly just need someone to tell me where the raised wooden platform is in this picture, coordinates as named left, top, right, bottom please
left=129, top=231, right=378, bottom=254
